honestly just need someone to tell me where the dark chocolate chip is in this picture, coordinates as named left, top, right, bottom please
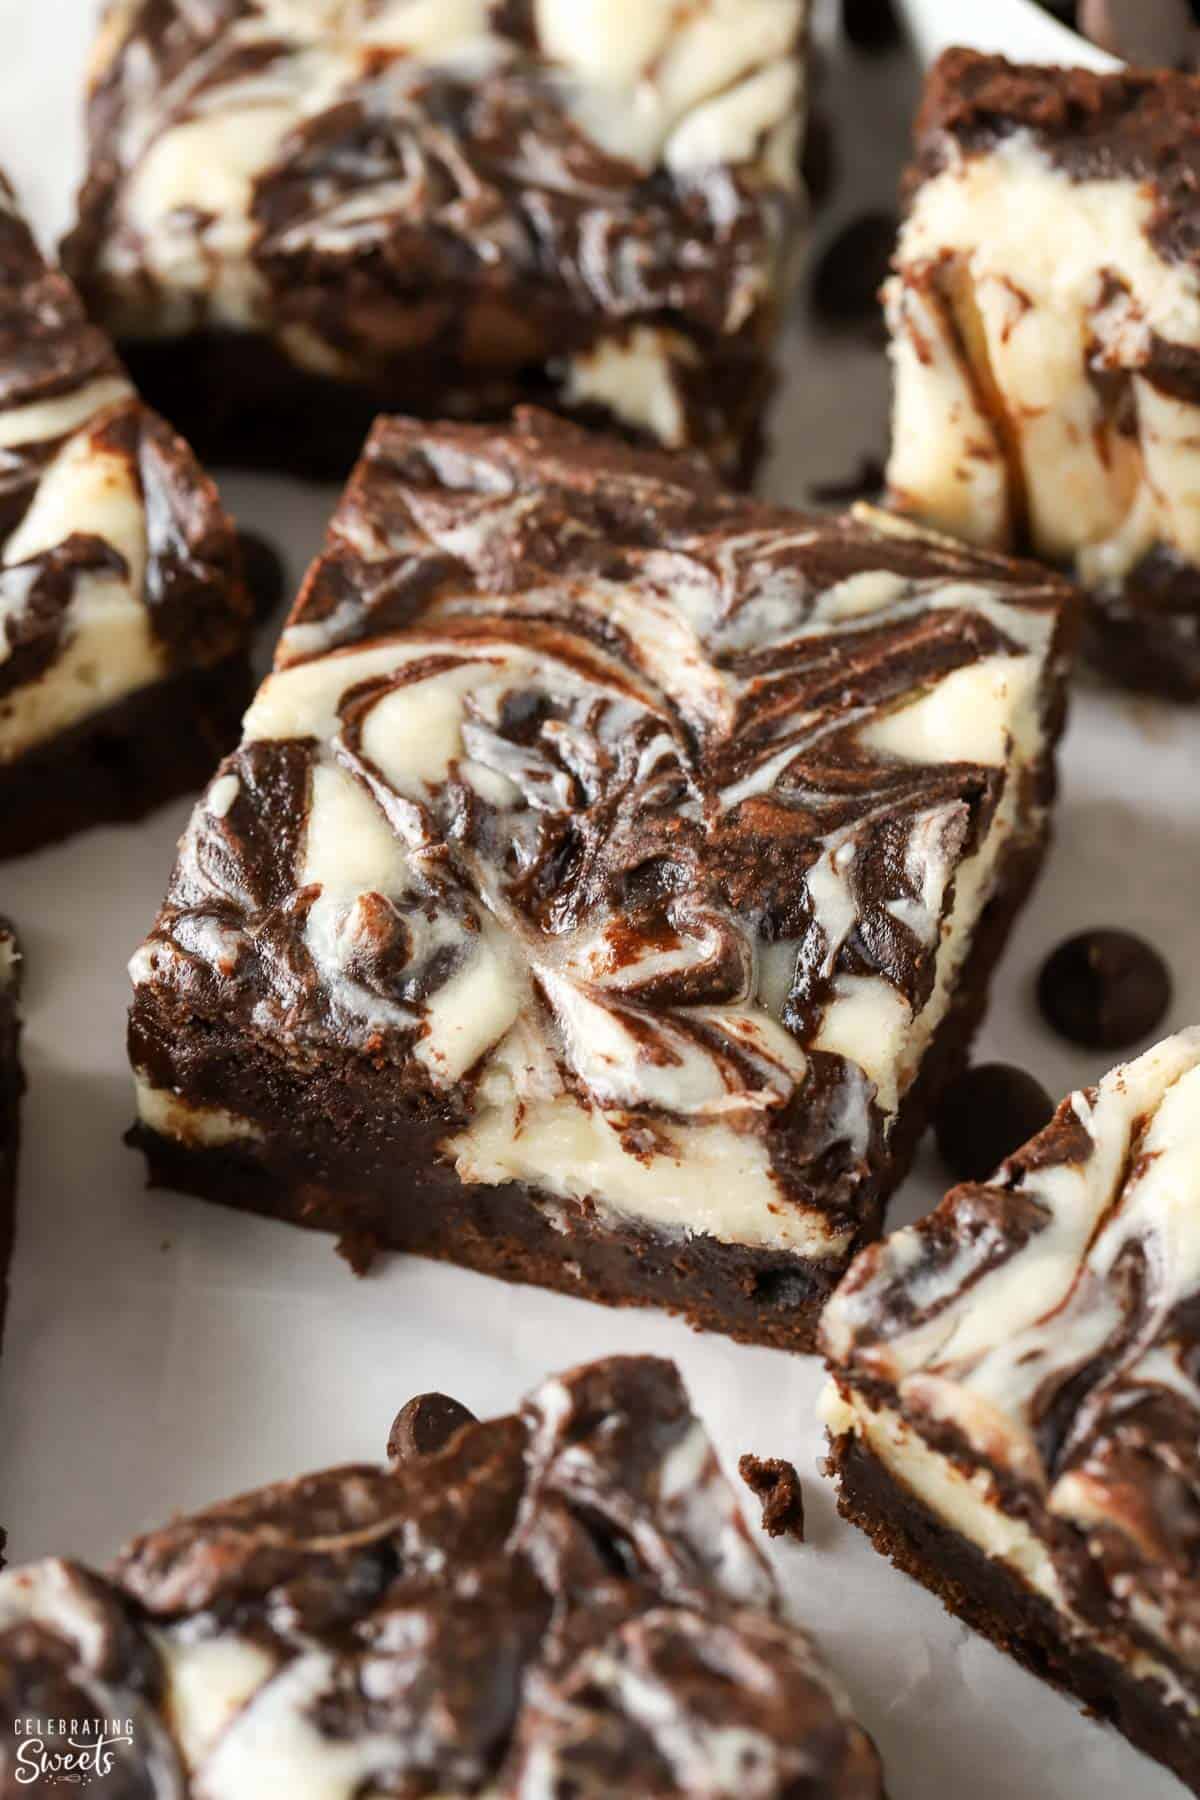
left=801, top=110, right=837, bottom=212
left=809, top=454, right=885, bottom=507
left=739, top=1455, right=806, bottom=1543
left=1037, top=929, right=1172, bottom=1050
left=388, top=1392, right=477, bottom=1465
left=935, top=1064, right=1056, bottom=1183
left=237, top=529, right=288, bottom=624
left=842, top=0, right=901, bottom=52
left=809, top=212, right=896, bottom=341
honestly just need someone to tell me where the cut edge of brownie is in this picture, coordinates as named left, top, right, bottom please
left=0, top=654, right=253, bottom=862
left=125, top=802, right=1054, bottom=1352
left=825, top=1430, right=1200, bottom=1798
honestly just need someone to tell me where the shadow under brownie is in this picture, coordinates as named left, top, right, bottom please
left=0, top=1355, right=884, bottom=1796
left=0, top=172, right=252, bottom=860
left=126, top=409, right=1077, bottom=1348
left=63, top=0, right=810, bottom=484
left=822, top=1028, right=1200, bottom=1796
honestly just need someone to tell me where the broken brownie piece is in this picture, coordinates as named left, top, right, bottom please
left=63, top=0, right=810, bottom=483
left=886, top=50, right=1200, bottom=700
left=126, top=410, right=1076, bottom=1349
left=0, top=172, right=252, bottom=858
left=0, top=1356, right=884, bottom=1796
left=821, top=1028, right=1200, bottom=1796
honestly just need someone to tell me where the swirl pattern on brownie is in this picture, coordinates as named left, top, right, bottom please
left=0, top=1357, right=884, bottom=1797
left=130, top=412, right=1073, bottom=1260
left=823, top=1028, right=1200, bottom=1694
left=66, top=1, right=805, bottom=381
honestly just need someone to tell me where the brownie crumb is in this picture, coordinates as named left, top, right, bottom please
left=739, top=1454, right=806, bottom=1542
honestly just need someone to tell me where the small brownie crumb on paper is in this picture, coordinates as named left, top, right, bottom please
left=740, top=1454, right=807, bottom=1542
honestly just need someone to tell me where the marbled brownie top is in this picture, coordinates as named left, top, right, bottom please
left=65, top=0, right=807, bottom=365
left=130, top=412, right=1074, bottom=1263
left=0, top=171, right=248, bottom=762
left=0, top=1356, right=883, bottom=1798
left=823, top=1030, right=1200, bottom=1684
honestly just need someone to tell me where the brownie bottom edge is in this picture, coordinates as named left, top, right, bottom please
left=827, top=1431, right=1200, bottom=1797
left=0, top=655, right=253, bottom=862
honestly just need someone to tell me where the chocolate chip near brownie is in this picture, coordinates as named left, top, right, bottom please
left=885, top=49, right=1200, bottom=701
left=0, top=1356, right=884, bottom=1797
left=821, top=1029, right=1200, bottom=1796
left=1038, top=927, right=1172, bottom=1050
left=933, top=1061, right=1055, bottom=1183
left=62, top=1, right=810, bottom=485
left=124, top=409, right=1077, bottom=1348
left=0, top=172, right=252, bottom=860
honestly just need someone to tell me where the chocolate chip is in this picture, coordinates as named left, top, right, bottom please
left=739, top=1455, right=806, bottom=1543
left=1037, top=929, right=1172, bottom=1050
left=237, top=528, right=288, bottom=624
left=388, top=1392, right=477, bottom=1465
left=809, top=212, right=896, bottom=341
left=935, top=1064, right=1056, bottom=1183
left=842, top=0, right=901, bottom=52
left=809, top=454, right=885, bottom=507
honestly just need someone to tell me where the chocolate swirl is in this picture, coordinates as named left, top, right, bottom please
left=0, top=1357, right=882, bottom=1799
left=132, top=411, right=1074, bottom=1264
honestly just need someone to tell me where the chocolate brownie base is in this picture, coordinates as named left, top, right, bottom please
left=0, top=655, right=252, bottom=862
left=827, top=1434, right=1200, bottom=1797
left=117, top=332, right=772, bottom=489
left=127, top=822, right=1049, bottom=1351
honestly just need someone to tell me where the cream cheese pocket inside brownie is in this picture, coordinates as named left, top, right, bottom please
left=886, top=49, right=1200, bottom=701
left=821, top=1028, right=1200, bottom=1797
left=0, top=1355, right=885, bottom=1797
left=126, top=411, right=1077, bottom=1348
left=0, top=172, right=252, bottom=860
left=63, top=0, right=809, bottom=483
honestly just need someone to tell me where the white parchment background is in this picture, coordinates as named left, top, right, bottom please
left=0, top=5, right=1197, bottom=1795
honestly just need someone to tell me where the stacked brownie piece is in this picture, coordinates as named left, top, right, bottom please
left=63, top=0, right=810, bottom=482
left=126, top=409, right=1077, bottom=1347
left=822, top=1030, right=1200, bottom=1796
left=886, top=49, right=1200, bottom=699
left=0, top=1355, right=884, bottom=1796
left=0, top=172, right=252, bottom=859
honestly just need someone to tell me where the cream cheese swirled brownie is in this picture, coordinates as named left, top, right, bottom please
left=0, top=173, right=252, bottom=859
left=62, top=0, right=809, bottom=483
left=885, top=50, right=1200, bottom=701
left=821, top=1029, right=1200, bottom=1795
left=0, top=1355, right=885, bottom=1797
left=126, top=411, right=1076, bottom=1347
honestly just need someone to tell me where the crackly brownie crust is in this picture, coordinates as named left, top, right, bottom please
left=64, top=0, right=807, bottom=482
left=0, top=1356, right=884, bottom=1796
left=0, top=170, right=252, bottom=853
left=822, top=1030, right=1200, bottom=1794
left=887, top=49, right=1200, bottom=700
left=126, top=411, right=1076, bottom=1347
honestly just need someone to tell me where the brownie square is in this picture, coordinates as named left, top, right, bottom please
left=62, top=0, right=808, bottom=483
left=126, top=410, right=1076, bottom=1348
left=0, top=1355, right=884, bottom=1795
left=821, top=1029, right=1200, bottom=1795
left=0, top=173, right=253, bottom=860
left=885, top=50, right=1200, bottom=701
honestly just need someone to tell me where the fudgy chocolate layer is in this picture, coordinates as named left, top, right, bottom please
left=0, top=655, right=252, bottom=861
left=119, top=330, right=773, bottom=487
left=829, top=1434, right=1200, bottom=1798
left=127, top=817, right=1048, bottom=1349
